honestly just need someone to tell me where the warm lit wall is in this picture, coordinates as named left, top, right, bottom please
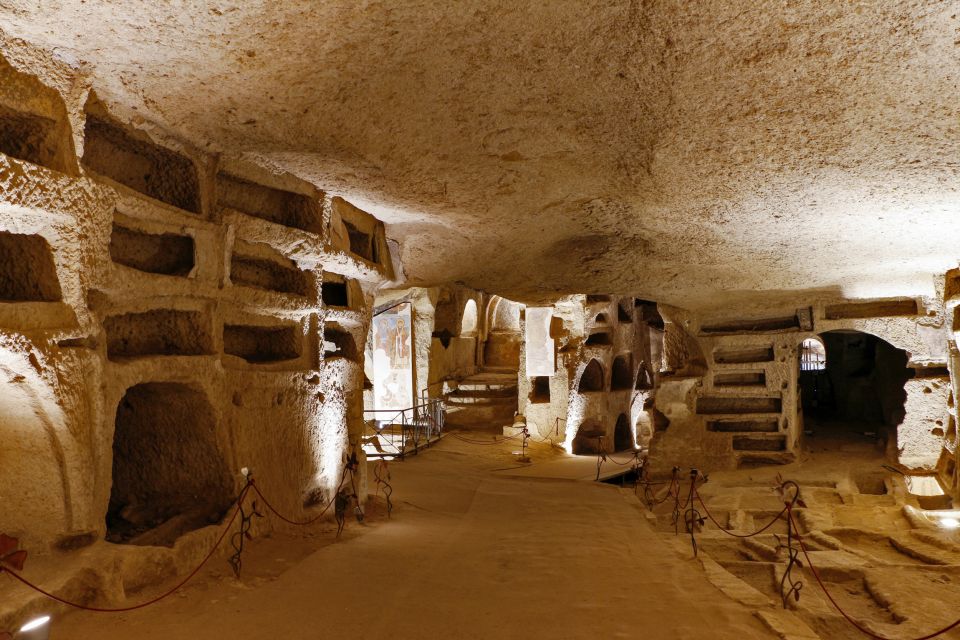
left=0, top=40, right=392, bottom=624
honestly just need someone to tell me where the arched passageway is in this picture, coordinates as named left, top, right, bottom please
left=798, top=331, right=909, bottom=441
left=613, top=413, right=632, bottom=451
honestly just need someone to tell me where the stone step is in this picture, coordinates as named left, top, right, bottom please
left=731, top=433, right=787, bottom=452
left=448, top=387, right=517, bottom=399
left=736, top=450, right=796, bottom=467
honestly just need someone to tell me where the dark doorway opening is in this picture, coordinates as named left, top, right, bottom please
left=613, top=413, right=632, bottom=451
left=799, top=331, right=909, bottom=444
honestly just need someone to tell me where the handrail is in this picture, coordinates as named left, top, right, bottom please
left=362, top=398, right=445, bottom=460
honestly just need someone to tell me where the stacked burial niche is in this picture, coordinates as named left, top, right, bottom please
left=82, top=100, right=202, bottom=214
left=0, top=232, right=62, bottom=301
left=107, top=383, right=233, bottom=546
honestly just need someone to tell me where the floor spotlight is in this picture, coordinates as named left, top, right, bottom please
left=14, top=616, right=50, bottom=640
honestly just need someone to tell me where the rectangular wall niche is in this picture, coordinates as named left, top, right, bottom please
left=324, top=323, right=360, bottom=362
left=82, top=116, right=201, bottom=214
left=824, top=299, right=919, bottom=320
left=230, top=253, right=313, bottom=298
left=223, top=323, right=302, bottom=363
left=707, top=419, right=779, bottom=433
left=321, top=272, right=351, bottom=308
left=0, top=232, right=62, bottom=301
left=0, top=103, right=68, bottom=173
left=344, top=221, right=375, bottom=262
left=732, top=435, right=786, bottom=451
left=530, top=376, right=551, bottom=404
left=110, top=225, right=194, bottom=276
left=713, top=345, right=775, bottom=364
left=701, top=315, right=800, bottom=335
left=696, top=396, right=783, bottom=415
left=217, top=174, right=322, bottom=234
left=105, top=310, right=213, bottom=359
left=714, top=371, right=767, bottom=387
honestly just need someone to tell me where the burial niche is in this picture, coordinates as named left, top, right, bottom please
left=611, top=355, right=632, bottom=391
left=577, top=359, right=605, bottom=393
left=0, top=232, right=61, bottom=301
left=107, top=383, right=233, bottom=546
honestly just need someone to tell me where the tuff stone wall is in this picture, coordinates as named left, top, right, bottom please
left=647, top=291, right=953, bottom=476
left=515, top=295, right=659, bottom=453
left=0, top=40, right=393, bottom=623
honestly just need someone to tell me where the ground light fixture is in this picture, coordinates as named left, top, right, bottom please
left=14, top=615, right=50, bottom=640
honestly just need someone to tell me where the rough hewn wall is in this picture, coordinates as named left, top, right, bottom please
left=647, top=293, right=952, bottom=475
left=0, top=40, right=392, bottom=625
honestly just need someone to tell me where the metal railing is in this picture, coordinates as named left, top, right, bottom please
left=362, top=399, right=445, bottom=460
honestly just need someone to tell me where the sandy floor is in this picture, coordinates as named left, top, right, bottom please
left=56, top=436, right=775, bottom=639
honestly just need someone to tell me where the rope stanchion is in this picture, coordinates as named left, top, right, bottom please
left=682, top=469, right=705, bottom=556
left=695, top=493, right=788, bottom=539
left=0, top=482, right=254, bottom=613
left=0, top=453, right=387, bottom=617
left=229, top=471, right=264, bottom=578
left=788, top=508, right=960, bottom=640
left=775, top=480, right=803, bottom=607
left=374, top=459, right=393, bottom=518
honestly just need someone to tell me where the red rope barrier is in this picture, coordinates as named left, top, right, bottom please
left=788, top=509, right=960, bottom=640
left=1, top=468, right=357, bottom=614
left=695, top=491, right=788, bottom=539
left=249, top=475, right=343, bottom=526
left=0, top=484, right=252, bottom=613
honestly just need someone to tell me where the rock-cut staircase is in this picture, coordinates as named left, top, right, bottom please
left=444, top=368, right=518, bottom=430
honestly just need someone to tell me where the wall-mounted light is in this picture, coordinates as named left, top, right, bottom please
left=14, top=615, right=50, bottom=640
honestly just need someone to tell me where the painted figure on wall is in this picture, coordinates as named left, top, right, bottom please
left=372, top=303, right=414, bottom=411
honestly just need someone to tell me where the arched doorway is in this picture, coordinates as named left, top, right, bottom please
left=798, top=331, right=909, bottom=441
left=572, top=420, right=605, bottom=455
left=0, top=355, right=71, bottom=543
left=108, top=383, right=233, bottom=546
left=483, top=296, right=522, bottom=369
left=578, top=359, right=605, bottom=393
left=461, top=299, right=478, bottom=335
left=613, top=413, right=632, bottom=451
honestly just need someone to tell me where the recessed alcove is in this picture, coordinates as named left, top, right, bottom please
left=701, top=315, right=800, bottom=335
left=0, top=232, right=62, bottom=301
left=217, top=174, right=322, bottom=233
left=585, top=331, right=612, bottom=346
left=344, top=221, right=375, bottom=262
left=530, top=376, right=551, bottom=403
left=824, top=299, right=919, bottom=320
left=110, top=225, right=194, bottom=276
left=223, top=323, right=302, bottom=363
left=577, top=359, right=605, bottom=393
left=713, top=345, right=775, bottom=364
left=611, top=355, right=632, bottom=390
left=635, top=363, right=654, bottom=390
left=323, top=323, right=360, bottom=361
left=321, top=272, right=351, bottom=308
left=230, top=253, right=313, bottom=298
left=613, top=413, right=632, bottom=451
left=696, top=396, right=782, bottom=415
left=107, top=382, right=232, bottom=546
left=714, top=371, right=767, bottom=387
left=0, top=103, right=68, bottom=173
left=104, top=310, right=213, bottom=359
left=82, top=115, right=201, bottom=214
